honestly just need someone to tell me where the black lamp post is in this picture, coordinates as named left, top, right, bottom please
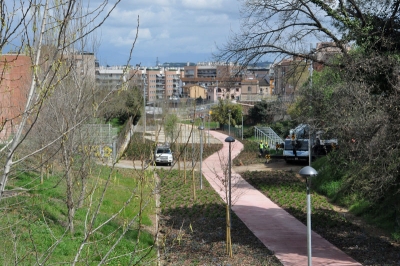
left=190, top=119, right=194, bottom=168
left=299, top=166, right=318, bottom=266
left=241, top=112, right=244, bottom=140
left=225, top=136, right=235, bottom=212
left=228, top=109, right=231, bottom=136
left=198, top=125, right=204, bottom=189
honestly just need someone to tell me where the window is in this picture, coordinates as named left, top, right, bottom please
left=248, top=86, right=252, bottom=92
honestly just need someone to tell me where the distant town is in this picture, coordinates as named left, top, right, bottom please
left=94, top=42, right=337, bottom=104
left=0, top=42, right=339, bottom=139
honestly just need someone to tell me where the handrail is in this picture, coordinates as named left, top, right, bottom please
left=254, top=126, right=284, bottom=148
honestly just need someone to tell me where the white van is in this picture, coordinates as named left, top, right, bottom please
left=154, top=144, right=173, bottom=166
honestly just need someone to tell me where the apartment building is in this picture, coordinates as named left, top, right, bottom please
left=70, top=52, right=96, bottom=80
left=145, top=68, right=182, bottom=102
left=272, top=42, right=347, bottom=96
left=0, top=54, right=31, bottom=141
left=272, top=56, right=305, bottom=96
left=182, top=62, right=242, bottom=101
left=96, top=65, right=183, bottom=103
left=95, top=65, right=127, bottom=90
left=313, top=42, right=345, bottom=71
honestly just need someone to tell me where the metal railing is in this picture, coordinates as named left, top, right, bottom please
left=254, top=126, right=284, bottom=148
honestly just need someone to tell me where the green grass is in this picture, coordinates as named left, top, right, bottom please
left=0, top=164, right=156, bottom=265
left=233, top=139, right=270, bottom=165
left=241, top=170, right=351, bottom=232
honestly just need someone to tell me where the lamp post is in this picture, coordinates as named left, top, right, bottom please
left=228, top=109, right=231, bottom=136
left=225, top=136, right=235, bottom=213
left=198, top=125, right=204, bottom=189
left=143, top=75, right=146, bottom=140
left=207, top=114, right=210, bottom=146
left=190, top=119, right=194, bottom=168
left=299, top=166, right=318, bottom=266
left=241, top=112, right=244, bottom=140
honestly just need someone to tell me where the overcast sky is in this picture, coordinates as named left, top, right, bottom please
left=94, top=0, right=242, bottom=67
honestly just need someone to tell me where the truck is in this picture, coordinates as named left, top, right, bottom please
left=154, top=143, right=174, bottom=166
left=283, top=124, right=338, bottom=162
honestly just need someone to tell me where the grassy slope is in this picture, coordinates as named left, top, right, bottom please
left=0, top=165, right=156, bottom=265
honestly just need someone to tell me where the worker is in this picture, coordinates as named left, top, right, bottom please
left=263, top=141, right=269, bottom=151
left=259, top=141, right=264, bottom=156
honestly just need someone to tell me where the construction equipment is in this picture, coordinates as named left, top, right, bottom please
left=282, top=124, right=338, bottom=162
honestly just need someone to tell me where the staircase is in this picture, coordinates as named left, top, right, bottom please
left=254, top=126, right=284, bottom=148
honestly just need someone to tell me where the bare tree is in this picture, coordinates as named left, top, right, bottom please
left=216, top=0, right=400, bottom=66
left=0, top=0, right=131, bottom=199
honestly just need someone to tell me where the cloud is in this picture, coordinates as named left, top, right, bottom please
left=181, top=0, right=223, bottom=10
left=92, top=0, right=241, bottom=65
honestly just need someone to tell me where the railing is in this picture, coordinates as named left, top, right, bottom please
left=222, top=125, right=243, bottom=139
left=254, top=126, right=284, bottom=148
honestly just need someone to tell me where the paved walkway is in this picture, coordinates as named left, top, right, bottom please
left=202, top=130, right=361, bottom=266
left=142, top=123, right=221, bottom=144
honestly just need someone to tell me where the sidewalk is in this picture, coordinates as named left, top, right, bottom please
left=202, top=130, right=361, bottom=266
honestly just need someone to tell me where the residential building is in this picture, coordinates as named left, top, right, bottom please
left=70, top=52, right=96, bottom=81
left=95, top=65, right=127, bottom=90
left=313, top=42, right=346, bottom=71
left=273, top=56, right=305, bottom=96
left=240, top=78, right=259, bottom=101
left=0, top=54, right=31, bottom=141
left=113, top=66, right=184, bottom=103
left=188, top=85, right=207, bottom=99
left=182, top=62, right=242, bottom=102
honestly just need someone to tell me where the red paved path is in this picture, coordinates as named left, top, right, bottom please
left=202, top=130, right=361, bottom=266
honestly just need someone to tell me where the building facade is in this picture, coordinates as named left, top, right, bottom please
left=0, top=54, right=31, bottom=140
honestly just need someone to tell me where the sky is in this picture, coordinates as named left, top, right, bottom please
left=93, top=0, right=242, bottom=67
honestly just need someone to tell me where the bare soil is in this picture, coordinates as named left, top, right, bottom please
left=232, top=160, right=303, bottom=173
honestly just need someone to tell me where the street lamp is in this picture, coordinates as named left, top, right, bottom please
left=207, top=114, right=210, bottom=146
left=190, top=119, right=195, bottom=168
left=241, top=112, right=244, bottom=140
left=198, top=125, right=204, bottom=189
left=225, top=136, right=235, bottom=213
left=143, top=75, right=146, bottom=140
left=228, top=109, right=231, bottom=136
left=299, top=166, right=318, bottom=266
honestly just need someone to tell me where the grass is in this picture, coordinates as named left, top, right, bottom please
left=232, top=139, right=274, bottom=165
left=0, top=164, right=157, bottom=265
left=241, top=169, right=400, bottom=264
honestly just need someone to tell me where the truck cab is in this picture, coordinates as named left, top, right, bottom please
left=283, top=139, right=310, bottom=162
left=154, top=144, right=173, bottom=166
left=282, top=124, right=338, bottom=162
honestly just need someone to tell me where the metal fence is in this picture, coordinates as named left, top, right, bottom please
left=221, top=124, right=243, bottom=140
left=80, top=123, right=119, bottom=145
left=254, top=126, right=284, bottom=148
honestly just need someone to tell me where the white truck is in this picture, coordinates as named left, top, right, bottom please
left=154, top=143, right=174, bottom=166
left=283, top=124, right=338, bottom=162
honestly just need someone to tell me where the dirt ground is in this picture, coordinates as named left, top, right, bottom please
left=232, top=159, right=304, bottom=174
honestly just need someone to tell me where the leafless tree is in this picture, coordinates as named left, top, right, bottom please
left=216, top=0, right=399, bottom=67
